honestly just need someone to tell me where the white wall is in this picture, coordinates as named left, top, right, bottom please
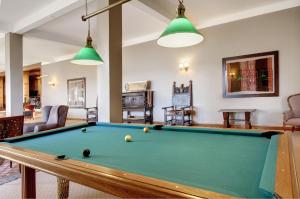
left=41, top=60, right=97, bottom=119
left=123, top=7, right=300, bottom=126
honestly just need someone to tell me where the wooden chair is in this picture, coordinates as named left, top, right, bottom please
left=85, top=97, right=98, bottom=123
left=0, top=115, right=24, bottom=167
left=162, top=81, right=194, bottom=126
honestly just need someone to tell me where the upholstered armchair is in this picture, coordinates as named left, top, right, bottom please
left=283, top=93, right=300, bottom=132
left=23, top=105, right=69, bottom=133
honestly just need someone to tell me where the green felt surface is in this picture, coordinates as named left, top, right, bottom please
left=6, top=124, right=277, bottom=198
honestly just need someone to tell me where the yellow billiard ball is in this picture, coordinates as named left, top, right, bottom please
left=143, top=127, right=149, bottom=133
left=125, top=135, right=132, bottom=142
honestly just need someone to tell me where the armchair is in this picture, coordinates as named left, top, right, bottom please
left=283, top=93, right=300, bottom=132
left=23, top=105, right=69, bottom=133
left=162, top=81, right=194, bottom=126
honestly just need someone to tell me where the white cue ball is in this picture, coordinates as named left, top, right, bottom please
left=143, top=127, right=149, bottom=133
left=125, top=135, right=132, bottom=142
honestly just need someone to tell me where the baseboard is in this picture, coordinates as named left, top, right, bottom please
left=152, top=121, right=291, bottom=131
left=67, top=118, right=86, bottom=121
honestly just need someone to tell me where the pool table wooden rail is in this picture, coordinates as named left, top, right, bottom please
left=0, top=143, right=235, bottom=199
left=0, top=132, right=297, bottom=199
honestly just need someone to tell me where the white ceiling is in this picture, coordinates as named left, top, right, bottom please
left=0, top=0, right=56, bottom=26
left=26, top=0, right=100, bottom=47
left=0, top=0, right=299, bottom=70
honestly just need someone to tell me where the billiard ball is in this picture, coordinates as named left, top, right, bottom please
left=83, top=149, right=90, bottom=157
left=81, top=128, right=87, bottom=133
left=125, top=135, right=132, bottom=142
left=143, top=127, right=149, bottom=133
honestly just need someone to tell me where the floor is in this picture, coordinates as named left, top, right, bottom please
left=292, top=133, right=300, bottom=188
left=0, top=119, right=299, bottom=198
left=0, top=172, right=117, bottom=199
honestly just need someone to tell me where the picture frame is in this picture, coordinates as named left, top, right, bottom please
left=222, top=51, right=279, bottom=98
left=67, top=78, right=86, bottom=108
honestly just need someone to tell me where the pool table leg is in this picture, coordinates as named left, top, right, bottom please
left=57, top=177, right=70, bottom=199
left=21, top=165, right=36, bottom=199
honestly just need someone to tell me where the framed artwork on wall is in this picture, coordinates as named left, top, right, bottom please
left=67, top=78, right=86, bottom=108
left=222, top=51, right=279, bottom=98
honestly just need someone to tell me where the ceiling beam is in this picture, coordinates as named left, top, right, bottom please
left=24, top=30, right=82, bottom=47
left=133, top=0, right=173, bottom=23
left=13, top=0, right=87, bottom=34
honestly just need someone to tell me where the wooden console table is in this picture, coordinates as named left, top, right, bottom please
left=219, top=109, right=256, bottom=129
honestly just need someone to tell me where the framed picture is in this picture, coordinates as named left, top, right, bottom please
left=67, top=78, right=86, bottom=108
left=222, top=51, right=279, bottom=98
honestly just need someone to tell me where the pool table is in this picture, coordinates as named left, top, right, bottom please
left=0, top=123, right=295, bottom=198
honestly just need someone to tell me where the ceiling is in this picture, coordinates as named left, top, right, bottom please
left=0, top=0, right=299, bottom=70
left=0, top=0, right=56, bottom=27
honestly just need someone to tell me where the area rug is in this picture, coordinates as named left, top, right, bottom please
left=0, top=160, right=21, bottom=185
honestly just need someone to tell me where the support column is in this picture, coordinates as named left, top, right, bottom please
left=0, top=76, right=4, bottom=109
left=97, top=0, right=123, bottom=123
left=23, top=71, right=29, bottom=103
left=5, top=33, right=23, bottom=116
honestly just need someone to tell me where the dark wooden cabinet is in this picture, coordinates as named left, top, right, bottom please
left=122, top=91, right=153, bottom=124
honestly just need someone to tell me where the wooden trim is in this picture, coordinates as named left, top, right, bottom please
left=222, top=51, right=279, bottom=98
left=66, top=118, right=86, bottom=121
left=288, top=133, right=300, bottom=198
left=0, top=144, right=235, bottom=199
left=275, top=132, right=294, bottom=198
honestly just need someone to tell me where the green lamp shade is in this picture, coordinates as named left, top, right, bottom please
left=157, top=16, right=204, bottom=48
left=71, top=47, right=104, bottom=66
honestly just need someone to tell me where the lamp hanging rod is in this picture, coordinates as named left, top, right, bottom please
left=82, top=0, right=132, bottom=21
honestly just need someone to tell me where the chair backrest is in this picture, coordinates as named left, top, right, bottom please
left=41, top=106, right=52, bottom=123
left=288, top=93, right=300, bottom=116
left=172, top=81, right=193, bottom=109
left=46, top=105, right=69, bottom=128
left=57, top=105, right=69, bottom=127
left=0, top=115, right=24, bottom=139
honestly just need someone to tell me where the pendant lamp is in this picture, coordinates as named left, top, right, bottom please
left=71, top=0, right=103, bottom=65
left=157, top=0, right=204, bottom=48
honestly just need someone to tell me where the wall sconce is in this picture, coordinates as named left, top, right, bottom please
left=48, top=80, right=55, bottom=87
left=179, top=62, right=189, bottom=72
left=229, top=72, right=235, bottom=78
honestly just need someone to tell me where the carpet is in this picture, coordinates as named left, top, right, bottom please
left=0, top=160, right=21, bottom=185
